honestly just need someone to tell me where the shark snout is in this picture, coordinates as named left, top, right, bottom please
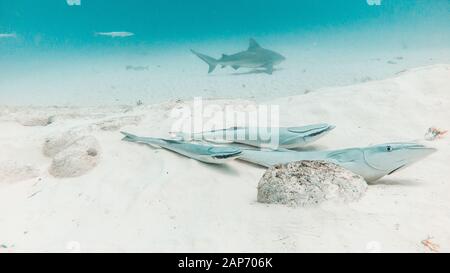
left=325, top=124, right=336, bottom=132
left=401, top=143, right=437, bottom=156
left=275, top=54, right=286, bottom=64
left=407, top=144, right=437, bottom=158
left=363, top=142, right=437, bottom=175
left=391, top=144, right=437, bottom=173
left=407, top=144, right=437, bottom=151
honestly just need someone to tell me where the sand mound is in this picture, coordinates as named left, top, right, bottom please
left=0, top=161, right=39, bottom=184
left=91, top=115, right=142, bottom=131
left=16, top=115, right=53, bottom=127
left=257, top=161, right=368, bottom=207
left=48, top=136, right=100, bottom=178
left=43, top=130, right=82, bottom=157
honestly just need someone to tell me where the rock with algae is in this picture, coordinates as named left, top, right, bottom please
left=257, top=160, right=368, bottom=207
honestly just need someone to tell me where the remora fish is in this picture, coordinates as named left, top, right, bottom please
left=238, top=142, right=437, bottom=182
left=95, top=32, right=135, bottom=38
left=121, top=132, right=242, bottom=164
left=175, top=124, right=335, bottom=149
left=0, top=33, right=17, bottom=38
left=191, top=38, right=285, bottom=74
left=126, top=65, right=149, bottom=71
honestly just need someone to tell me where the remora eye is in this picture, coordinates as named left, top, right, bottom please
left=386, top=146, right=392, bottom=152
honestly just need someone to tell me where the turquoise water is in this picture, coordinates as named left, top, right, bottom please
left=1, top=0, right=449, bottom=48
left=0, top=0, right=449, bottom=105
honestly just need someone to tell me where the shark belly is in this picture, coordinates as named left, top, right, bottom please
left=221, top=59, right=265, bottom=69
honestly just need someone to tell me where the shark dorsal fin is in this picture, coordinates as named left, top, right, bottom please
left=222, top=54, right=229, bottom=58
left=248, top=38, right=261, bottom=51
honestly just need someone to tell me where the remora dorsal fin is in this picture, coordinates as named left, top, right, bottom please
left=248, top=38, right=261, bottom=51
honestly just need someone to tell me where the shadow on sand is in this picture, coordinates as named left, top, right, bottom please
left=368, top=178, right=422, bottom=187
left=207, top=68, right=283, bottom=77
left=206, top=163, right=243, bottom=176
left=230, top=68, right=282, bottom=76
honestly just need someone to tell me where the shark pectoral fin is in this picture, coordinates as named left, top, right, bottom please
left=232, top=65, right=240, bottom=70
left=264, top=64, right=274, bottom=74
left=248, top=38, right=262, bottom=51
left=146, top=143, right=162, bottom=149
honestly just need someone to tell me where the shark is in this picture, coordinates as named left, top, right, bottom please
left=121, top=132, right=242, bottom=164
left=174, top=124, right=335, bottom=149
left=237, top=142, right=437, bottom=182
left=191, top=38, right=285, bottom=74
left=95, top=32, right=135, bottom=38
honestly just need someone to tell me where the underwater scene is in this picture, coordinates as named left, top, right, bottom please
left=1, top=0, right=449, bottom=105
left=0, top=0, right=449, bottom=253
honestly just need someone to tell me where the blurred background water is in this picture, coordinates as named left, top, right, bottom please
left=0, top=0, right=449, bottom=105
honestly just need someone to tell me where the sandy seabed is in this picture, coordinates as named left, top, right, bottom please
left=0, top=64, right=449, bottom=253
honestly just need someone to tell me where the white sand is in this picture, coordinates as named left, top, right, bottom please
left=0, top=64, right=449, bottom=253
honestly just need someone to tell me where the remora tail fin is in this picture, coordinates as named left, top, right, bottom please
left=121, top=131, right=163, bottom=148
left=121, top=131, right=142, bottom=142
left=191, top=49, right=218, bottom=73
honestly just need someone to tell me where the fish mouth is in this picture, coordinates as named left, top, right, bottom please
left=321, top=124, right=336, bottom=133
left=304, top=124, right=336, bottom=138
left=388, top=164, right=406, bottom=175
left=211, top=151, right=242, bottom=159
left=208, top=147, right=242, bottom=159
left=288, top=123, right=335, bottom=134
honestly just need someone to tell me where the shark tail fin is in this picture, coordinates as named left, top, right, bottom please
left=191, top=50, right=218, bottom=73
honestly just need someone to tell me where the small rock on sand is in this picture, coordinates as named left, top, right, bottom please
left=16, top=115, right=53, bottom=127
left=49, top=136, right=100, bottom=178
left=257, top=161, right=368, bottom=207
left=91, top=115, right=142, bottom=131
left=0, top=161, right=39, bottom=184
